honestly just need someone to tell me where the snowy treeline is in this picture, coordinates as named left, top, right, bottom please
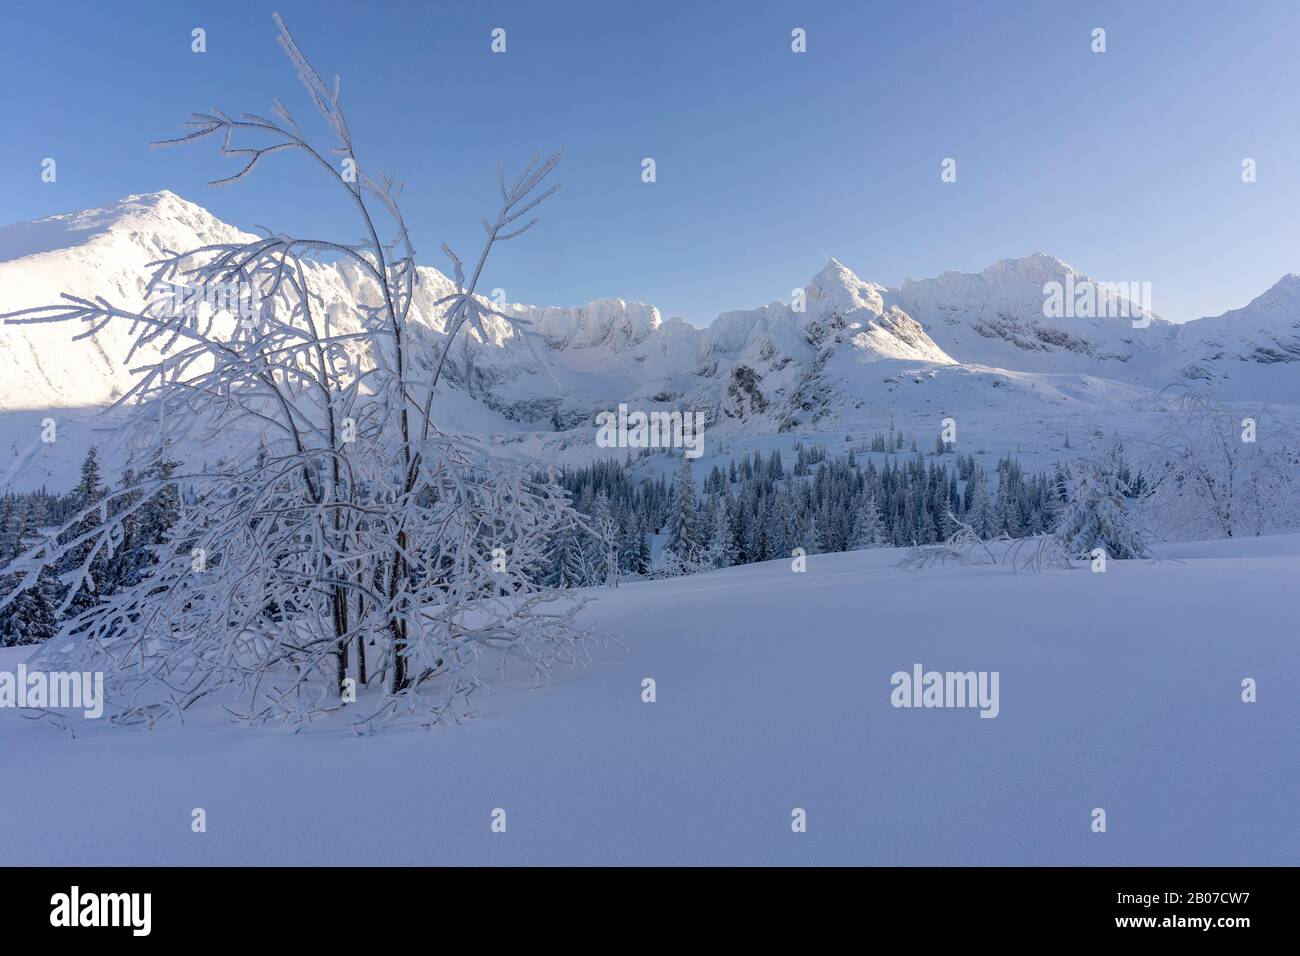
left=542, top=443, right=1068, bottom=585
left=546, top=391, right=1300, bottom=586
left=10, top=397, right=1289, bottom=649
left=0, top=448, right=179, bottom=646
left=0, top=486, right=87, bottom=532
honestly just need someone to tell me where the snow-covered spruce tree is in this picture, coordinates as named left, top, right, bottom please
left=851, top=493, right=885, bottom=549
left=0, top=570, right=59, bottom=647
left=1054, top=440, right=1149, bottom=560
left=59, top=447, right=110, bottom=618
left=0, top=15, right=591, bottom=730
left=0, top=497, right=22, bottom=566
left=666, top=455, right=699, bottom=564
left=706, top=499, right=735, bottom=568
left=545, top=518, right=593, bottom=590
left=965, top=470, right=996, bottom=540
left=617, top=515, right=647, bottom=576
left=0, top=499, right=59, bottom=647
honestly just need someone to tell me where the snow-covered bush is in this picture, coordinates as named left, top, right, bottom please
left=1140, top=386, right=1300, bottom=540
left=0, top=15, right=590, bottom=730
left=898, top=513, right=1070, bottom=573
left=1001, top=533, right=1073, bottom=573
left=897, top=515, right=1000, bottom=570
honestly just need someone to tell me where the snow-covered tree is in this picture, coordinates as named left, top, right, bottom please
left=0, top=497, right=22, bottom=564
left=0, top=568, right=58, bottom=647
left=546, top=521, right=593, bottom=590
left=589, top=490, right=620, bottom=585
left=0, top=15, right=589, bottom=730
left=1054, top=441, right=1149, bottom=559
left=706, top=500, right=735, bottom=568
left=802, top=508, right=821, bottom=555
left=666, top=455, right=699, bottom=563
left=1141, top=387, right=1300, bottom=540
left=618, top=515, right=647, bottom=576
left=965, top=470, right=995, bottom=540
left=60, top=447, right=110, bottom=616
left=851, top=493, right=885, bottom=549
left=0, top=496, right=59, bottom=646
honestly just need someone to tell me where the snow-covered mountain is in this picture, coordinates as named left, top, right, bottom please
left=1, top=191, right=1297, bottom=488
left=892, top=254, right=1174, bottom=372
left=1177, top=273, right=1300, bottom=367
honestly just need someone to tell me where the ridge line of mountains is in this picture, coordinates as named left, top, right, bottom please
left=1, top=190, right=1297, bottom=488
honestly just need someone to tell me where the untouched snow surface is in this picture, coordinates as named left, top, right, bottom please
left=0, top=534, right=1296, bottom=866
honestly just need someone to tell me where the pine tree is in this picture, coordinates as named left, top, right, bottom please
left=767, top=449, right=784, bottom=479
left=545, top=523, right=591, bottom=589
left=742, top=490, right=764, bottom=562
left=75, top=447, right=100, bottom=497
left=851, top=493, right=885, bottom=549
left=803, top=508, right=821, bottom=554
left=617, top=513, right=645, bottom=576
left=966, top=471, right=995, bottom=539
left=636, top=515, right=652, bottom=572
left=62, top=446, right=110, bottom=616
left=765, top=493, right=791, bottom=559
left=1055, top=442, right=1149, bottom=559
left=0, top=497, right=21, bottom=563
left=666, top=455, right=699, bottom=562
left=0, top=569, right=58, bottom=646
left=0, top=495, right=56, bottom=646
left=706, top=501, right=735, bottom=568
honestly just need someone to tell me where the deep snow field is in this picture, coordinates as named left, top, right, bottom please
left=0, top=534, right=1295, bottom=866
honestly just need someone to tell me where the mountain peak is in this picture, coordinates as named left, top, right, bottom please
left=814, top=256, right=869, bottom=286
left=1215, top=271, right=1300, bottom=320
left=980, top=253, right=1076, bottom=281
left=806, top=256, right=887, bottom=314
left=119, top=189, right=181, bottom=204
left=0, top=190, right=246, bottom=263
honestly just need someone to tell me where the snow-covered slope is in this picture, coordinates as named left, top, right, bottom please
left=1176, top=274, right=1300, bottom=371
left=894, top=256, right=1300, bottom=400
left=0, top=193, right=250, bottom=409
left=1, top=192, right=1297, bottom=488
left=892, top=254, right=1176, bottom=374
left=2, top=533, right=1295, bottom=865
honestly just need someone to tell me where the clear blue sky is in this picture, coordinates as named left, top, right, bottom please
left=2, top=0, right=1298, bottom=324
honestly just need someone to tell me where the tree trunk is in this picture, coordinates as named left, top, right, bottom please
left=388, top=538, right=409, bottom=693
left=334, top=585, right=349, bottom=701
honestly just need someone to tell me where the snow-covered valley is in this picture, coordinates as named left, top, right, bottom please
left=1, top=534, right=1294, bottom=866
